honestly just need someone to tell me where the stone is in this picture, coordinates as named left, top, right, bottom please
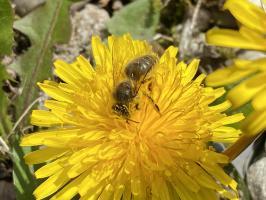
left=246, top=137, right=266, bottom=200
left=12, top=0, right=45, bottom=16
left=247, top=156, right=266, bottom=200
left=53, top=4, right=110, bottom=63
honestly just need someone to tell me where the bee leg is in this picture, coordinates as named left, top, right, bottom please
left=141, top=77, right=152, bottom=84
left=154, top=103, right=160, bottom=113
left=135, top=103, right=140, bottom=110
left=143, top=92, right=161, bottom=116
left=148, top=82, right=153, bottom=92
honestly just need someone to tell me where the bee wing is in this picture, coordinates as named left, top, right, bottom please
left=108, top=36, right=134, bottom=88
left=134, top=55, right=158, bottom=96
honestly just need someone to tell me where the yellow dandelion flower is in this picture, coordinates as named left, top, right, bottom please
left=21, top=34, right=244, bottom=200
left=206, top=0, right=266, bottom=51
left=206, top=58, right=266, bottom=159
left=205, top=0, right=266, bottom=160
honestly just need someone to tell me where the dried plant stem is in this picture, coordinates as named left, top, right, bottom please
left=190, top=0, right=203, bottom=31
left=224, top=133, right=263, bottom=161
left=0, top=136, right=10, bottom=152
left=7, top=97, right=42, bottom=139
left=179, top=0, right=203, bottom=59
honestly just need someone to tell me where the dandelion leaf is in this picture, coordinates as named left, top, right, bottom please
left=10, top=0, right=73, bottom=120
left=107, top=0, right=161, bottom=39
left=11, top=0, right=82, bottom=199
left=0, top=0, right=13, bottom=56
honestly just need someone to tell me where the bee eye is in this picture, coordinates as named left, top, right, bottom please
left=112, top=103, right=130, bottom=117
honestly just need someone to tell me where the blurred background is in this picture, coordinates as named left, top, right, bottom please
left=0, top=0, right=265, bottom=199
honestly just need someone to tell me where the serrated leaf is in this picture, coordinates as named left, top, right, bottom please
left=0, top=0, right=14, bottom=57
left=10, top=0, right=81, bottom=198
left=107, top=0, right=161, bottom=39
left=10, top=0, right=73, bottom=123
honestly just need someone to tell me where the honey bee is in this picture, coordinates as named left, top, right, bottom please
left=112, top=55, right=158, bottom=118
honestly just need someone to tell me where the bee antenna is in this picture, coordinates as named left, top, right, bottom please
left=143, top=92, right=161, bottom=116
left=134, top=69, right=149, bottom=97
left=126, top=118, right=139, bottom=124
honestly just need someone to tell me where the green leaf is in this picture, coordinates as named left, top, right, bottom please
left=107, top=0, right=161, bottom=39
left=0, top=0, right=14, bottom=57
left=10, top=0, right=80, bottom=198
left=12, top=137, right=36, bottom=200
left=0, top=0, right=14, bottom=137
left=0, top=64, right=12, bottom=137
left=10, top=0, right=73, bottom=123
